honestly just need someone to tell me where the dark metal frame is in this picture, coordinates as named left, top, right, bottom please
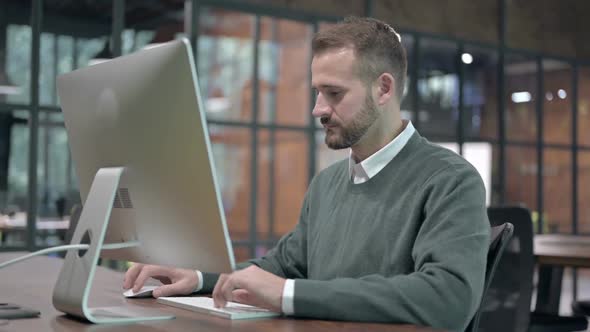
left=248, top=15, right=261, bottom=258
left=25, top=0, right=42, bottom=251
left=497, top=0, right=507, bottom=205
left=457, top=42, right=465, bottom=156
left=536, top=56, right=544, bottom=234
left=572, top=62, right=580, bottom=299
left=267, top=18, right=279, bottom=244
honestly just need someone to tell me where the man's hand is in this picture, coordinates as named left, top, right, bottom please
left=212, top=265, right=286, bottom=312
left=123, top=263, right=199, bottom=298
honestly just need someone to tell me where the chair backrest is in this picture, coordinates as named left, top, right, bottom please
left=475, top=206, right=536, bottom=332
left=466, top=221, right=514, bottom=332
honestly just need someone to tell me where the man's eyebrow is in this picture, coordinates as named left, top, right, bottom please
left=312, top=84, right=344, bottom=90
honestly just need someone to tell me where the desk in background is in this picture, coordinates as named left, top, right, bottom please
left=0, top=252, right=445, bottom=332
left=0, top=213, right=70, bottom=245
left=534, top=234, right=590, bottom=314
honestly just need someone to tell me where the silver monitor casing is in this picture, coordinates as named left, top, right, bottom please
left=58, top=38, right=235, bottom=274
left=54, top=38, right=236, bottom=323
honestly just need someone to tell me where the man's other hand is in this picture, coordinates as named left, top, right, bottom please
left=212, top=265, right=286, bottom=312
left=123, top=263, right=199, bottom=298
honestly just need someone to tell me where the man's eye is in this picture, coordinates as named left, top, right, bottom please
left=327, top=91, right=341, bottom=97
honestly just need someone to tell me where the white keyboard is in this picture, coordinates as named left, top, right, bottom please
left=157, top=297, right=280, bottom=320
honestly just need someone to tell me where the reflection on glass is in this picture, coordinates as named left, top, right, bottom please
left=543, top=149, right=571, bottom=234
left=40, top=33, right=57, bottom=106
left=5, top=25, right=31, bottom=104
left=37, top=112, right=77, bottom=215
left=258, top=18, right=311, bottom=126
left=505, top=145, right=538, bottom=220
left=36, top=112, right=76, bottom=246
left=198, top=8, right=254, bottom=122
left=543, top=60, right=572, bottom=145
left=0, top=110, right=28, bottom=248
left=56, top=35, right=74, bottom=106
left=463, top=46, right=498, bottom=141
left=417, top=39, right=458, bottom=138
left=209, top=125, right=251, bottom=241
left=578, top=67, right=590, bottom=147
left=505, top=54, right=538, bottom=142
left=40, top=34, right=75, bottom=107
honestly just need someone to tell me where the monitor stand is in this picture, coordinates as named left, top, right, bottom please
left=52, top=167, right=175, bottom=324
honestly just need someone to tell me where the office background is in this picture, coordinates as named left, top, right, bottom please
left=1, top=0, right=589, bottom=264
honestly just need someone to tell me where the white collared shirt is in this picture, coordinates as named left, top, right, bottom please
left=281, top=120, right=416, bottom=315
left=349, top=120, right=415, bottom=184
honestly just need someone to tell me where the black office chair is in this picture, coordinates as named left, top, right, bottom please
left=479, top=206, right=588, bottom=332
left=466, top=222, right=514, bottom=332
left=571, top=267, right=590, bottom=319
left=572, top=300, right=590, bottom=321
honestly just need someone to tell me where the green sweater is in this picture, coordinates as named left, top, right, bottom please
left=202, top=132, right=490, bottom=331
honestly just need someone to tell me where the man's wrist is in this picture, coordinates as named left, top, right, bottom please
left=194, top=270, right=204, bottom=292
left=281, top=279, right=295, bottom=315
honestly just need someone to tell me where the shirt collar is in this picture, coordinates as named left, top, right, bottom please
left=348, top=120, right=416, bottom=182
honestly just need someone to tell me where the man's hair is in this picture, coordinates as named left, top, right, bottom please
left=312, top=16, right=407, bottom=101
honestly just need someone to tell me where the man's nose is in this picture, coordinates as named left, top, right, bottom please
left=312, top=93, right=331, bottom=118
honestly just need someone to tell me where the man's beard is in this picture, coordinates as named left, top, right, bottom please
left=323, top=93, right=380, bottom=150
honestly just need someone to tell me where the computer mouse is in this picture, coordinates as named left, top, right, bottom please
left=123, top=285, right=158, bottom=298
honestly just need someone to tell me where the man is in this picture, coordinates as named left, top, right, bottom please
left=124, top=16, right=490, bottom=331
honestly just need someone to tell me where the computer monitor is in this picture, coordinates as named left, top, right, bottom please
left=53, top=38, right=235, bottom=324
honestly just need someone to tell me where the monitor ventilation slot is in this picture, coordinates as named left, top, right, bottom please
left=113, top=193, right=123, bottom=208
left=113, top=188, right=134, bottom=209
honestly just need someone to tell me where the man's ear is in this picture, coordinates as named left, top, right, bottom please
left=376, top=73, right=395, bottom=106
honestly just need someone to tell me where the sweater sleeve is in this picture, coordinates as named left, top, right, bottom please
left=243, top=190, right=310, bottom=279
left=195, top=191, right=311, bottom=294
left=291, top=165, right=490, bottom=332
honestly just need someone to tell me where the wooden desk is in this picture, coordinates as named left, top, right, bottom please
left=533, top=234, right=590, bottom=314
left=535, top=234, right=590, bottom=268
left=0, top=253, right=444, bottom=332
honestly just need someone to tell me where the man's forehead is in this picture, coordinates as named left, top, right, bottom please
left=311, top=48, right=357, bottom=84
left=312, top=47, right=356, bottom=66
